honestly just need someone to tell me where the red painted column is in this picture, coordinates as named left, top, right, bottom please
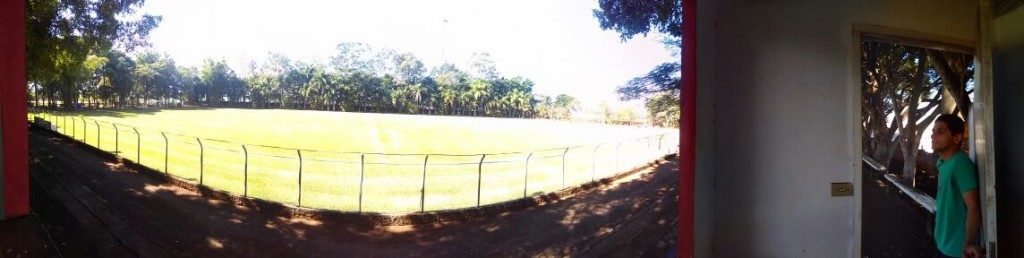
left=679, top=0, right=696, bottom=256
left=1, top=0, right=29, bottom=218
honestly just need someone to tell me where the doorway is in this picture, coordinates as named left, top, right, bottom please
left=858, top=34, right=983, bottom=257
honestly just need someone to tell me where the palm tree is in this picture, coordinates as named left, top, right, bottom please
left=469, top=79, right=490, bottom=116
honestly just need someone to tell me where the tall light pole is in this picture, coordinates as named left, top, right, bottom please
left=442, top=18, right=449, bottom=64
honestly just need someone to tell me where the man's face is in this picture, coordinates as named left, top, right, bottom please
left=931, top=121, right=960, bottom=153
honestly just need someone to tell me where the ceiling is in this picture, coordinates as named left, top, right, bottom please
left=995, top=0, right=1024, bottom=17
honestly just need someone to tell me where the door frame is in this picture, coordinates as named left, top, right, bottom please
left=850, top=22, right=998, bottom=257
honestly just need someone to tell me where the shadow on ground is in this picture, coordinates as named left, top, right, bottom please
left=862, top=165, right=942, bottom=258
left=28, top=127, right=678, bottom=257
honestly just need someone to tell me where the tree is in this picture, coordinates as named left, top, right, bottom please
left=133, top=52, right=182, bottom=107
left=373, top=48, right=399, bottom=76
left=100, top=50, right=136, bottom=107
left=26, top=0, right=160, bottom=108
left=861, top=41, right=945, bottom=186
left=646, top=91, right=680, bottom=127
left=593, top=0, right=681, bottom=127
left=432, top=63, right=470, bottom=114
left=553, top=94, right=579, bottom=120
left=301, top=64, right=334, bottom=110
left=32, top=34, right=553, bottom=119
left=178, top=67, right=201, bottom=105
left=592, top=0, right=681, bottom=41
left=330, top=42, right=376, bottom=75
left=394, top=52, right=426, bottom=86
left=199, top=59, right=245, bottom=103
left=554, top=94, right=578, bottom=109
left=469, top=52, right=499, bottom=80
left=927, top=50, right=974, bottom=121
left=535, top=95, right=554, bottom=119
left=80, top=55, right=109, bottom=107
left=616, top=63, right=680, bottom=100
left=507, top=77, right=537, bottom=117
left=469, top=79, right=491, bottom=115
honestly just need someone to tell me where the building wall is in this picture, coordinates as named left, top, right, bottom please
left=1, top=0, right=27, bottom=219
left=695, top=1, right=978, bottom=257
left=993, top=4, right=1024, bottom=257
left=0, top=110, right=4, bottom=220
left=693, top=0, right=716, bottom=256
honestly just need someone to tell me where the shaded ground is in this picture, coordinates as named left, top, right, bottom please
left=862, top=166, right=941, bottom=258
left=28, top=127, right=678, bottom=257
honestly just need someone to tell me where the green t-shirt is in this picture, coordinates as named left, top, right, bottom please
left=934, top=151, right=979, bottom=257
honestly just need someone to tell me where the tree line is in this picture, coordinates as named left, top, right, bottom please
left=29, top=42, right=591, bottom=119
left=27, top=0, right=676, bottom=126
left=860, top=41, right=974, bottom=186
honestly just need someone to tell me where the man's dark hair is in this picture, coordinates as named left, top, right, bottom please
left=936, top=114, right=966, bottom=135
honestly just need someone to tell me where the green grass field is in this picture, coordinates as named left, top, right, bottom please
left=29, top=108, right=678, bottom=214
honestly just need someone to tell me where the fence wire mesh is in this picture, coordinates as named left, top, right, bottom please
left=28, top=109, right=680, bottom=214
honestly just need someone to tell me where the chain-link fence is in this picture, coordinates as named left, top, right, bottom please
left=27, top=109, right=679, bottom=214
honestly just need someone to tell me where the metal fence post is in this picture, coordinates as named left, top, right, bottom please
left=647, top=137, right=653, bottom=161
left=638, top=137, right=644, bottom=164
left=94, top=120, right=100, bottom=148
left=81, top=118, right=86, bottom=142
left=134, top=128, right=140, bottom=162
left=162, top=132, right=169, bottom=174
left=592, top=145, right=600, bottom=182
left=420, top=155, right=429, bottom=212
left=113, top=124, right=119, bottom=154
left=658, top=134, right=665, bottom=155
left=561, top=148, right=569, bottom=189
left=358, top=154, right=365, bottom=212
left=477, top=154, right=486, bottom=207
left=242, top=144, right=248, bottom=197
left=297, top=149, right=303, bottom=207
left=615, top=142, right=622, bottom=172
left=197, top=137, right=204, bottom=185
left=524, top=152, right=533, bottom=198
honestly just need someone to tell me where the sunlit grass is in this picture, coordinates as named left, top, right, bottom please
left=29, top=108, right=678, bottom=214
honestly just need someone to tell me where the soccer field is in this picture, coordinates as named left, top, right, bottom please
left=30, top=108, right=678, bottom=214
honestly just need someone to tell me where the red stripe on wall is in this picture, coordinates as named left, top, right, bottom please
left=678, top=0, right=696, bottom=256
left=1, top=0, right=29, bottom=218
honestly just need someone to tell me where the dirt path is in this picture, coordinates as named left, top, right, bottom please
left=28, top=127, right=678, bottom=257
left=861, top=166, right=941, bottom=257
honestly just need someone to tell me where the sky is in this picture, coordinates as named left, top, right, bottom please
left=133, top=0, right=678, bottom=107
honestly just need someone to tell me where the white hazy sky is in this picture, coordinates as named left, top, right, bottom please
left=134, top=0, right=678, bottom=105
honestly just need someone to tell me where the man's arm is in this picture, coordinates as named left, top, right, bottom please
left=963, top=189, right=982, bottom=257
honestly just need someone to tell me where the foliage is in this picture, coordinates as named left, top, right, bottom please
left=26, top=0, right=160, bottom=107
left=592, top=0, right=682, bottom=41
left=860, top=41, right=973, bottom=186
left=33, top=40, right=564, bottom=119
left=593, top=0, right=681, bottom=127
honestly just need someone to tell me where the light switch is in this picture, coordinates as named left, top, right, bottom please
left=832, top=182, right=854, bottom=196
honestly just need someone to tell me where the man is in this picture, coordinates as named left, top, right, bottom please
left=930, top=114, right=983, bottom=258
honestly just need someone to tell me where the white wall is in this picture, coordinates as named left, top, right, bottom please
left=695, top=1, right=978, bottom=257
left=993, top=4, right=1024, bottom=257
